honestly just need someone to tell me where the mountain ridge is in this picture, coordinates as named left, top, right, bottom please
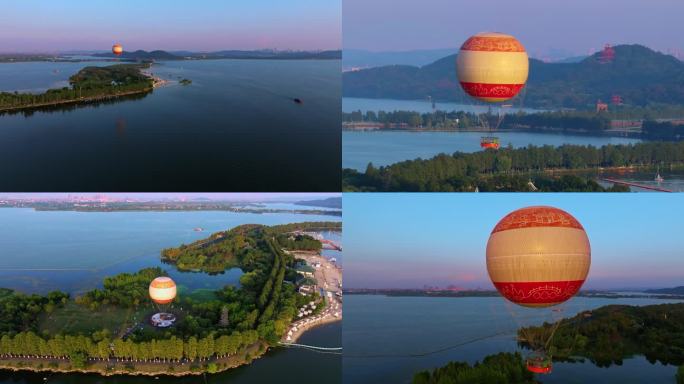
left=343, top=44, right=684, bottom=109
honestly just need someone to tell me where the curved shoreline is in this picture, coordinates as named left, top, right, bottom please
left=0, top=341, right=268, bottom=377
left=0, top=88, right=152, bottom=114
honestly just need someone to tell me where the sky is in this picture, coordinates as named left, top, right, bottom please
left=343, top=0, right=684, bottom=59
left=0, top=0, right=340, bottom=53
left=0, top=193, right=340, bottom=202
left=344, top=193, right=684, bottom=290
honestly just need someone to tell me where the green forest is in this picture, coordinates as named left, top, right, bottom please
left=521, top=303, right=684, bottom=367
left=413, top=352, right=538, bottom=384
left=161, top=222, right=340, bottom=273
left=0, top=222, right=334, bottom=373
left=344, top=109, right=684, bottom=140
left=343, top=141, right=684, bottom=191
left=0, top=64, right=153, bottom=112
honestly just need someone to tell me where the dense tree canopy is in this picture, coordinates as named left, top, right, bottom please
left=343, top=142, right=684, bottom=191
left=521, top=303, right=684, bottom=367
left=413, top=352, right=538, bottom=384
left=0, top=64, right=153, bottom=112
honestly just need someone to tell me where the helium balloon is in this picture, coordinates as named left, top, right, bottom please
left=456, top=32, right=529, bottom=103
left=149, top=276, right=177, bottom=304
left=486, top=206, right=590, bottom=308
left=112, top=44, right=123, bottom=56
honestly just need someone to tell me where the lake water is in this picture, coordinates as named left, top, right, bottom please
left=0, top=59, right=115, bottom=93
left=596, top=168, right=684, bottom=192
left=0, top=208, right=341, bottom=295
left=343, top=130, right=641, bottom=171
left=343, top=295, right=684, bottom=384
left=0, top=59, right=341, bottom=191
left=0, top=207, right=342, bottom=383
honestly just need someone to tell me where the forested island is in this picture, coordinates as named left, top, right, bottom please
left=411, top=303, right=684, bottom=383
left=521, top=303, right=684, bottom=367
left=0, top=64, right=154, bottom=114
left=343, top=141, right=684, bottom=192
left=413, top=352, right=538, bottom=384
left=0, top=222, right=339, bottom=376
left=161, top=221, right=341, bottom=273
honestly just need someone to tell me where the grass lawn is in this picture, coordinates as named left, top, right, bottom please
left=39, top=302, right=150, bottom=336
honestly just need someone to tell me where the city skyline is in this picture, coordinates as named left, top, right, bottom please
left=344, top=193, right=684, bottom=290
left=1, top=0, right=341, bottom=52
left=0, top=192, right=340, bottom=202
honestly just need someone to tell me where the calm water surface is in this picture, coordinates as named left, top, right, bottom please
left=0, top=59, right=341, bottom=191
left=343, top=295, right=683, bottom=384
left=0, top=208, right=340, bottom=295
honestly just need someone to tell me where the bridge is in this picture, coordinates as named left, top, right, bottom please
left=321, top=239, right=342, bottom=251
left=601, top=178, right=673, bottom=192
left=278, top=342, right=342, bottom=353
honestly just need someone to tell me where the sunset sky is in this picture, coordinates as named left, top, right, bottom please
left=0, top=0, right=341, bottom=52
left=344, top=193, right=684, bottom=290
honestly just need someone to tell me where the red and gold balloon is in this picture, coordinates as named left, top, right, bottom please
left=456, top=32, right=529, bottom=103
left=486, top=206, right=590, bottom=308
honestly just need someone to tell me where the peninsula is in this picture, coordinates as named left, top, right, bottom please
left=0, top=222, right=342, bottom=377
left=0, top=64, right=156, bottom=114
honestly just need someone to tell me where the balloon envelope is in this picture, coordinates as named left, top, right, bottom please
left=149, top=276, right=177, bottom=304
left=112, top=44, right=123, bottom=56
left=486, top=206, right=590, bottom=308
left=456, top=32, right=529, bottom=103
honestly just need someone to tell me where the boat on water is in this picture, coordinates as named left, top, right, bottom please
left=480, top=136, right=500, bottom=150
left=193, top=227, right=204, bottom=232
left=655, top=166, right=664, bottom=182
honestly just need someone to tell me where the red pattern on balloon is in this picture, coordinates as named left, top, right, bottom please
left=459, top=82, right=525, bottom=99
left=493, top=280, right=585, bottom=305
left=460, top=36, right=526, bottom=52
left=491, top=206, right=584, bottom=234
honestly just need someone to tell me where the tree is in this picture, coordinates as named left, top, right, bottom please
left=185, top=337, right=198, bottom=362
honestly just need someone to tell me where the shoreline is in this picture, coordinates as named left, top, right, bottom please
left=284, top=250, right=343, bottom=344
left=0, top=88, right=152, bottom=114
left=0, top=341, right=268, bottom=377
left=342, top=126, right=641, bottom=138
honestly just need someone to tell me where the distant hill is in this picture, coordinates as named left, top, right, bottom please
left=185, top=50, right=341, bottom=60
left=94, top=50, right=182, bottom=60
left=343, top=44, right=684, bottom=109
left=644, top=286, right=684, bottom=295
left=295, top=196, right=342, bottom=209
left=343, top=48, right=458, bottom=70
left=94, top=50, right=341, bottom=61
